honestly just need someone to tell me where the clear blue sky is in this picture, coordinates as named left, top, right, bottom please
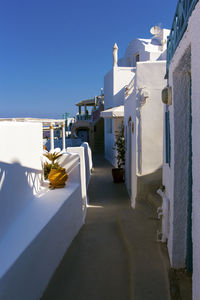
left=0, top=0, right=177, bottom=119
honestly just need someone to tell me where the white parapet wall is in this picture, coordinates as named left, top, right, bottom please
left=66, top=146, right=88, bottom=216
left=0, top=121, right=43, bottom=239
left=0, top=121, right=85, bottom=300
left=81, top=142, right=93, bottom=187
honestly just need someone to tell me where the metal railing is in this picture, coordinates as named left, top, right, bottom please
left=166, top=0, right=199, bottom=73
left=76, top=114, right=92, bottom=121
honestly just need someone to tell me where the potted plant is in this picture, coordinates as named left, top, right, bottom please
left=43, top=151, right=68, bottom=188
left=112, top=121, right=125, bottom=183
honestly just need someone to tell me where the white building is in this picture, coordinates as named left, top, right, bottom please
left=160, top=1, right=200, bottom=299
left=125, top=60, right=167, bottom=207
left=0, top=119, right=92, bottom=300
left=101, top=27, right=169, bottom=207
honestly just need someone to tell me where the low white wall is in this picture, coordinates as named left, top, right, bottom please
left=0, top=122, right=43, bottom=239
left=67, top=146, right=87, bottom=215
left=0, top=122, right=85, bottom=300
left=81, top=142, right=93, bottom=187
left=44, top=138, right=82, bottom=151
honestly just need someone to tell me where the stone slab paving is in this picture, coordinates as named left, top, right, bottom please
left=41, top=153, right=171, bottom=300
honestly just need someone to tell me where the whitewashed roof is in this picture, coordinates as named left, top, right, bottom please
left=100, top=105, right=124, bottom=118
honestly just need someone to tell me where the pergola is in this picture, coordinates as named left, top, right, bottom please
left=76, top=98, right=97, bottom=115
left=0, top=118, right=66, bottom=151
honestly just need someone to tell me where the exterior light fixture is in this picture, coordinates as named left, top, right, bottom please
left=162, top=86, right=172, bottom=105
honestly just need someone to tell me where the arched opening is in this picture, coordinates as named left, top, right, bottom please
left=76, top=127, right=89, bottom=143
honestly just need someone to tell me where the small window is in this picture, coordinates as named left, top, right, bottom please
left=134, top=53, right=140, bottom=66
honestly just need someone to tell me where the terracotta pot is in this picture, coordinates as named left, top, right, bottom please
left=48, top=168, right=68, bottom=188
left=112, top=168, right=125, bottom=183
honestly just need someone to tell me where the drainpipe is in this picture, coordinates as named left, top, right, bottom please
left=157, top=188, right=170, bottom=243
left=135, top=87, right=149, bottom=175
left=136, top=107, right=142, bottom=174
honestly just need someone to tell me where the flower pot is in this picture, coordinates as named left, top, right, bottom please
left=48, top=168, right=68, bottom=188
left=112, top=168, right=125, bottom=183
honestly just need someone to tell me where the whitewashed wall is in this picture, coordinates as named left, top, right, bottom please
left=119, top=39, right=147, bottom=66
left=105, top=118, right=123, bottom=167
left=124, top=93, right=137, bottom=208
left=104, top=28, right=169, bottom=170
left=104, top=69, right=114, bottom=109
left=104, top=67, right=133, bottom=166
left=124, top=61, right=166, bottom=207
left=66, top=146, right=87, bottom=216
left=104, top=119, right=115, bottom=165
left=81, top=142, right=93, bottom=187
left=118, top=29, right=169, bottom=67
left=113, top=67, right=134, bottom=105
left=162, top=3, right=200, bottom=300
left=0, top=122, right=43, bottom=239
left=137, top=61, right=166, bottom=175
left=0, top=122, right=86, bottom=300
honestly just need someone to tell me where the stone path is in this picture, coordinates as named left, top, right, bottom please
left=41, top=154, right=171, bottom=300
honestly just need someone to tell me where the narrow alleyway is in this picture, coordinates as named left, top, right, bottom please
left=41, top=154, right=171, bottom=300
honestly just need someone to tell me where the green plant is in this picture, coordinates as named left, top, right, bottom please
left=43, top=152, right=63, bottom=179
left=44, top=162, right=52, bottom=180
left=43, top=152, right=63, bottom=165
left=114, top=121, right=125, bottom=168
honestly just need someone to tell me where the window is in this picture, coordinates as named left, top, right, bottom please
left=135, top=54, right=140, bottom=62
left=134, top=53, right=140, bottom=66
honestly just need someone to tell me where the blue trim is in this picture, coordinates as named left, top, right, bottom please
left=186, top=75, right=193, bottom=273
left=166, top=0, right=199, bottom=73
left=165, top=111, right=171, bottom=166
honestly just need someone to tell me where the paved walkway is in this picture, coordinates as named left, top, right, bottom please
left=41, top=154, right=171, bottom=300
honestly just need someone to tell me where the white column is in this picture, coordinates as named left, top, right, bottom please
left=62, top=123, right=66, bottom=151
left=50, top=123, right=54, bottom=151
